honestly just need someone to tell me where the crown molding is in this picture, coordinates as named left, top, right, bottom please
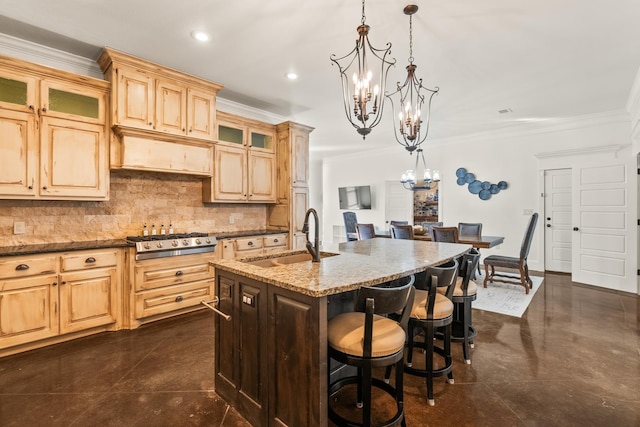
left=534, top=144, right=627, bottom=159
left=217, top=97, right=289, bottom=125
left=0, top=32, right=102, bottom=78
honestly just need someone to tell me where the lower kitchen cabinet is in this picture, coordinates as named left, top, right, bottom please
left=215, top=270, right=324, bottom=427
left=127, top=251, right=215, bottom=327
left=219, top=233, right=288, bottom=260
left=0, top=249, right=122, bottom=355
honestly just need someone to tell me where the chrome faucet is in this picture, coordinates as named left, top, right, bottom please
left=302, top=208, right=321, bottom=262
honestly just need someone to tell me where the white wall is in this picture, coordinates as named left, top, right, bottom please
left=321, top=110, right=634, bottom=275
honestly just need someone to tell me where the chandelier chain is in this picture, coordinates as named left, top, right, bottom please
left=408, top=13, right=414, bottom=64
left=361, top=0, right=366, bottom=24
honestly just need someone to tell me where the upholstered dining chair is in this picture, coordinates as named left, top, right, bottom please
left=328, top=275, right=415, bottom=427
left=391, top=224, right=415, bottom=240
left=483, top=213, right=538, bottom=294
left=343, top=211, right=358, bottom=241
left=355, top=223, right=376, bottom=240
left=421, top=221, right=443, bottom=239
left=458, top=223, right=483, bottom=275
left=389, top=220, right=409, bottom=227
left=431, top=226, right=459, bottom=243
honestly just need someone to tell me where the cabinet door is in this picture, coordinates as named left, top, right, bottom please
left=115, top=68, right=154, bottom=130
left=40, top=117, right=108, bottom=199
left=0, top=69, right=37, bottom=113
left=248, top=127, right=274, bottom=153
left=291, top=129, right=309, bottom=187
left=292, top=187, right=309, bottom=235
left=155, top=80, right=187, bottom=136
left=0, top=110, right=37, bottom=197
left=187, top=88, right=215, bottom=140
left=0, top=274, right=59, bottom=349
left=41, top=79, right=106, bottom=125
left=214, top=145, right=247, bottom=201
left=217, top=119, right=246, bottom=147
left=220, top=239, right=236, bottom=259
left=248, top=151, right=276, bottom=202
left=59, top=267, right=118, bottom=334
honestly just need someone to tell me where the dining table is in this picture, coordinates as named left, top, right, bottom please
left=375, top=230, right=504, bottom=249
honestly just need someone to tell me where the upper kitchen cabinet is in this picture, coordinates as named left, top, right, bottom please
left=98, top=48, right=222, bottom=176
left=0, top=55, right=110, bottom=200
left=203, top=111, right=276, bottom=203
left=268, top=121, right=314, bottom=249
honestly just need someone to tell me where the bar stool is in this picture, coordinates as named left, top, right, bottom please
left=328, top=275, right=415, bottom=427
left=403, top=260, right=458, bottom=406
left=449, top=249, right=481, bottom=364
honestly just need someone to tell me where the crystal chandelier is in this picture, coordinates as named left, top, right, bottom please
left=400, top=148, right=440, bottom=190
left=330, top=0, right=395, bottom=139
left=386, top=5, right=439, bottom=153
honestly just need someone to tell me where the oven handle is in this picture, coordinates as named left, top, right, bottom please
left=201, top=297, right=231, bottom=321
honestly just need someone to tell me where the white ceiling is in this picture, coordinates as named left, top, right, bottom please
left=2, top=0, right=640, bottom=161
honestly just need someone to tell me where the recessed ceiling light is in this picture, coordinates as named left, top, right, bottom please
left=191, top=31, right=210, bottom=42
left=286, top=72, right=298, bottom=80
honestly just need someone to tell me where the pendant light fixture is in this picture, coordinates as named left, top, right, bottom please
left=400, top=148, right=440, bottom=190
left=330, top=0, right=395, bottom=139
left=386, top=4, right=439, bottom=153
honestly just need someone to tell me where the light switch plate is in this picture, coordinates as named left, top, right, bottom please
left=13, top=221, right=25, bottom=234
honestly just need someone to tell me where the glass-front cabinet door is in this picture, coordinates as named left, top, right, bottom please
left=40, top=80, right=106, bottom=124
left=0, top=70, right=37, bottom=113
left=218, top=119, right=245, bottom=147
left=249, top=127, right=274, bottom=152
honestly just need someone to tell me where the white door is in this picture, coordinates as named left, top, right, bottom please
left=544, top=169, right=572, bottom=272
left=385, top=181, right=413, bottom=229
left=572, top=161, right=636, bottom=292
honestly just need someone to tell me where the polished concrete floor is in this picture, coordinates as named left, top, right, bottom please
left=1, top=272, right=639, bottom=426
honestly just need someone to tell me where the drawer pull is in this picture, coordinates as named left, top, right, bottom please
left=201, top=297, right=232, bottom=321
left=15, top=264, right=30, bottom=271
left=175, top=270, right=183, bottom=276
left=175, top=296, right=184, bottom=302
left=274, top=238, right=279, bottom=243
left=85, top=257, right=96, bottom=263
left=52, top=282, right=57, bottom=286
left=248, top=241, right=254, bottom=246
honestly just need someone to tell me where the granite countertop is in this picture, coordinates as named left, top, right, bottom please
left=211, top=238, right=472, bottom=298
left=0, top=230, right=286, bottom=257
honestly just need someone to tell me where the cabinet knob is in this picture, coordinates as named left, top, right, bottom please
left=148, top=122, right=152, bottom=126
left=52, top=282, right=57, bottom=286
left=175, top=270, right=183, bottom=276
left=248, top=241, right=254, bottom=246
left=28, top=105, right=34, bottom=111
left=85, top=257, right=96, bottom=263
left=189, top=128, right=192, bottom=132
left=274, top=238, right=279, bottom=243
left=546, top=224, right=551, bottom=228
left=573, top=227, right=579, bottom=231
left=61, top=281, right=67, bottom=285
left=15, top=264, right=30, bottom=271
left=28, top=186, right=33, bottom=190
left=175, top=295, right=184, bottom=302
left=41, top=107, right=47, bottom=112
left=42, top=186, right=47, bottom=190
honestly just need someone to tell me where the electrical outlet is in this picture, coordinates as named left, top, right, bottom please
left=13, top=221, right=26, bottom=234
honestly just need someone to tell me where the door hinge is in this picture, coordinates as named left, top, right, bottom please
left=637, top=269, right=640, bottom=276
left=638, top=219, right=640, bottom=226
left=637, top=168, right=640, bottom=175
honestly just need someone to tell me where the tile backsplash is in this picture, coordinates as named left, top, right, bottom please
left=0, top=170, right=268, bottom=246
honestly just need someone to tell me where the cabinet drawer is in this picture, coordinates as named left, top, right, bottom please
left=135, top=279, right=214, bottom=319
left=0, top=255, right=58, bottom=279
left=235, top=237, right=263, bottom=251
left=134, top=260, right=213, bottom=292
left=234, top=248, right=264, bottom=258
left=263, top=234, right=287, bottom=248
left=61, top=249, right=118, bottom=272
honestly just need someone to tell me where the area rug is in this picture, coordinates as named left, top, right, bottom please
left=472, top=273, right=544, bottom=318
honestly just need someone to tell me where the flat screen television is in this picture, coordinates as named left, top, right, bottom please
left=338, top=185, right=372, bottom=210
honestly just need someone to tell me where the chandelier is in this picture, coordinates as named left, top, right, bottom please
left=330, top=0, right=395, bottom=139
left=386, top=4, right=439, bottom=153
left=400, top=148, right=440, bottom=190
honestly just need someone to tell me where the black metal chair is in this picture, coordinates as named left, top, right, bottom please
left=458, top=223, right=483, bottom=276
left=355, top=223, right=376, bottom=240
left=391, top=225, right=414, bottom=240
left=483, top=213, right=538, bottom=294
left=343, top=211, right=358, bottom=242
left=328, top=275, right=416, bottom=427
left=449, top=249, right=481, bottom=364
left=402, top=260, right=459, bottom=406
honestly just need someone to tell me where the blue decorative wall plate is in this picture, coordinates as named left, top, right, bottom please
left=455, top=168, right=508, bottom=200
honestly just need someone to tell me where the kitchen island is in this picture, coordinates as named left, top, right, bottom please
left=209, top=238, right=471, bottom=427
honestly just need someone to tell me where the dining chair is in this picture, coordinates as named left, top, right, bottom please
left=458, top=223, right=483, bottom=276
left=328, top=275, right=415, bottom=427
left=483, top=213, right=538, bottom=294
left=431, top=226, right=459, bottom=243
left=401, top=260, right=459, bottom=406
left=389, top=220, right=409, bottom=227
left=342, top=211, right=358, bottom=241
left=391, top=224, right=415, bottom=240
left=355, top=223, right=376, bottom=240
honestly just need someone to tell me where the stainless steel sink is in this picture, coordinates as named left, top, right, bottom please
left=246, top=252, right=339, bottom=268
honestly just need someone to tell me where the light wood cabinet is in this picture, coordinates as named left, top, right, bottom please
left=0, top=249, right=122, bottom=354
left=268, top=122, right=314, bottom=249
left=203, top=111, right=276, bottom=203
left=98, top=48, right=221, bottom=176
left=127, top=251, right=215, bottom=326
left=0, top=55, right=110, bottom=200
left=218, top=234, right=288, bottom=260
